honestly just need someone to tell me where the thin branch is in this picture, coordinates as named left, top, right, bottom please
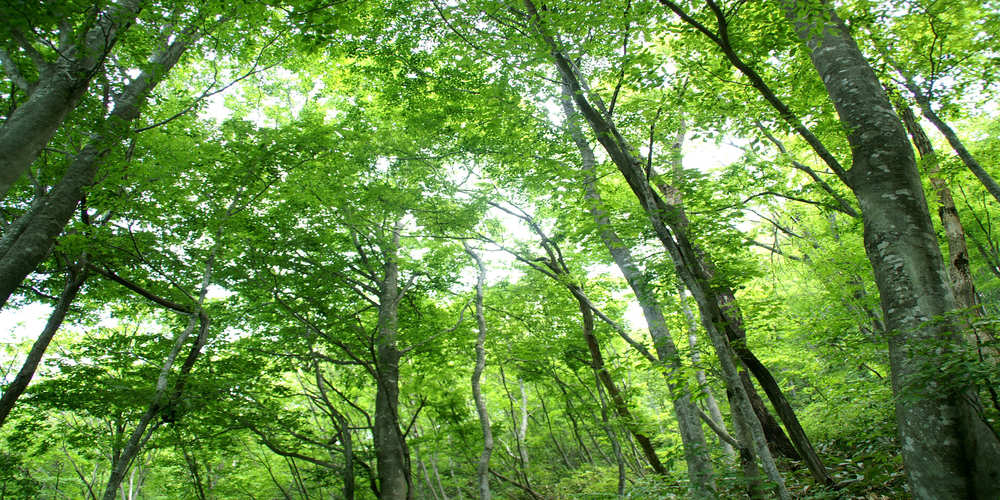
left=133, top=32, right=283, bottom=133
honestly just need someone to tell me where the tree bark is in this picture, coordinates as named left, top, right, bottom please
left=888, top=61, right=1000, bottom=206
left=464, top=243, right=493, bottom=500
left=680, top=293, right=736, bottom=460
left=0, top=30, right=196, bottom=310
left=373, top=223, right=412, bottom=500
left=571, top=287, right=668, bottom=476
left=897, top=102, right=982, bottom=319
left=0, top=260, right=87, bottom=428
left=592, top=368, right=627, bottom=496
left=526, top=5, right=790, bottom=494
left=101, top=243, right=215, bottom=500
left=783, top=3, right=1000, bottom=497
left=561, top=86, right=716, bottom=497
left=0, top=0, right=144, bottom=200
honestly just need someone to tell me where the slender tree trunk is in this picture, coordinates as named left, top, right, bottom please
left=464, top=243, right=493, bottom=500
left=887, top=62, right=1000, bottom=206
left=679, top=293, right=736, bottom=460
left=338, top=411, right=355, bottom=499
left=592, top=369, right=626, bottom=496
left=0, top=31, right=196, bottom=310
left=0, top=260, right=87, bottom=427
left=897, top=103, right=983, bottom=318
left=526, top=11, right=789, bottom=497
left=784, top=3, right=1000, bottom=497
left=551, top=374, right=594, bottom=465
left=316, top=365, right=356, bottom=500
left=102, top=311, right=211, bottom=500
left=561, top=86, right=715, bottom=497
left=429, top=451, right=448, bottom=500
left=548, top=51, right=792, bottom=500
left=498, top=365, right=532, bottom=489
left=535, top=386, right=572, bottom=468
left=516, top=379, right=530, bottom=473
left=570, top=288, right=668, bottom=475
left=101, top=245, right=214, bottom=500
left=0, top=0, right=144, bottom=200
left=373, top=222, right=411, bottom=500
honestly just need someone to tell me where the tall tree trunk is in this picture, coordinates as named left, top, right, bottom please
left=897, top=103, right=983, bottom=320
left=373, top=223, right=411, bottom=500
left=0, top=0, right=144, bottom=200
left=498, top=364, right=533, bottom=489
left=0, top=259, right=87, bottom=427
left=464, top=243, right=493, bottom=500
left=0, top=30, right=196, bottom=310
left=885, top=60, right=1000, bottom=206
left=571, top=288, right=668, bottom=476
left=526, top=7, right=790, bottom=495
left=560, top=86, right=716, bottom=497
left=783, top=3, right=1000, bottom=497
left=593, top=368, right=627, bottom=496
left=517, top=379, right=530, bottom=473
left=679, top=292, right=736, bottom=460
left=101, top=315, right=209, bottom=500
left=101, top=244, right=215, bottom=500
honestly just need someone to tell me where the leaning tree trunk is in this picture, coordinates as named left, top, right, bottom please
left=101, top=257, right=213, bottom=500
left=373, top=223, right=412, bottom=500
left=0, top=259, right=87, bottom=427
left=561, top=85, right=716, bottom=497
left=887, top=59, right=1000, bottom=206
left=0, top=0, right=144, bottom=200
left=525, top=7, right=791, bottom=496
left=0, top=30, right=196, bottom=310
left=682, top=305, right=737, bottom=460
left=570, top=286, right=670, bottom=475
left=464, top=244, right=494, bottom=500
left=784, top=3, right=1000, bottom=497
left=0, top=32, right=196, bottom=428
left=897, top=103, right=983, bottom=320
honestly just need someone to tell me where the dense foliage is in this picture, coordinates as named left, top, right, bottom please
left=2, top=0, right=999, bottom=499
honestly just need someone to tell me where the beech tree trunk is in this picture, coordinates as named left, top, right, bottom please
left=0, top=260, right=87, bottom=428
left=0, top=33, right=196, bottom=431
left=0, top=31, right=195, bottom=310
left=561, top=86, right=716, bottom=497
left=897, top=103, right=982, bottom=318
left=373, top=223, right=412, bottom=500
left=0, top=0, right=144, bottom=200
left=784, top=3, right=1000, bottom=497
left=102, top=247, right=214, bottom=500
left=571, top=288, right=669, bottom=476
left=464, top=244, right=493, bottom=500
left=889, top=62, right=1000, bottom=206
left=680, top=296, right=736, bottom=459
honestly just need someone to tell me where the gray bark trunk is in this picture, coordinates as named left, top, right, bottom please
left=463, top=243, right=493, bottom=500
left=571, top=287, right=669, bottom=476
left=680, top=295, right=737, bottom=460
left=785, top=3, right=1000, bottom=497
left=374, top=223, right=411, bottom=500
left=897, top=103, right=982, bottom=317
left=0, top=31, right=195, bottom=310
left=528, top=6, right=789, bottom=493
left=101, top=259, right=213, bottom=500
left=593, top=369, right=626, bottom=496
left=0, top=0, right=144, bottom=200
left=560, top=88, right=716, bottom=497
left=889, top=62, right=1000, bottom=206
left=0, top=260, right=87, bottom=427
